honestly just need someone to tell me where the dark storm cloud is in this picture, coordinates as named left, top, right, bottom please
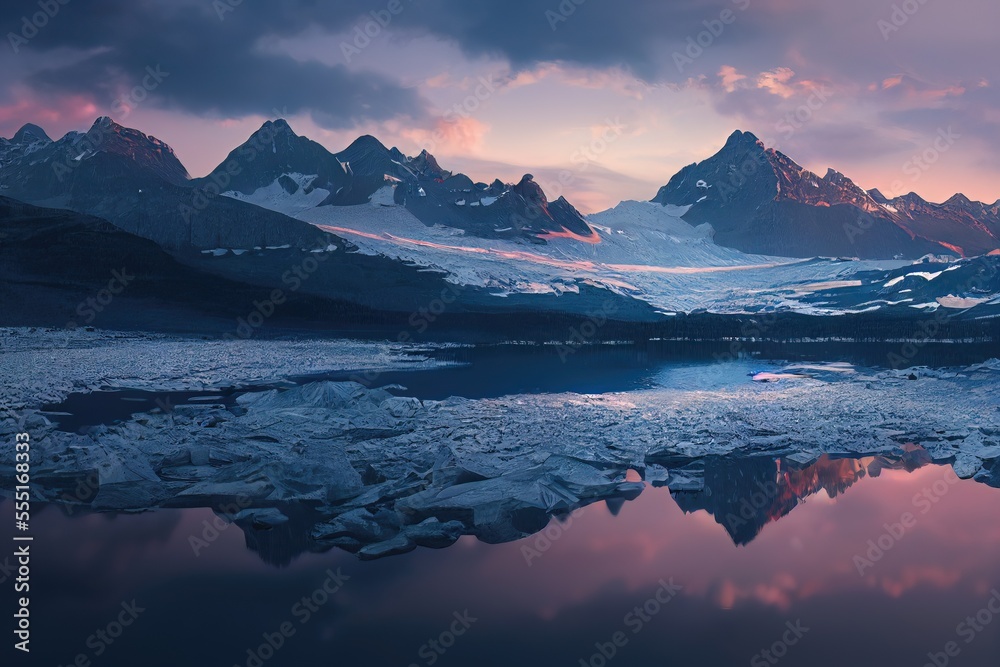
left=2, top=0, right=984, bottom=110
left=2, top=0, right=428, bottom=127
left=3, top=0, right=998, bottom=183
left=388, top=0, right=765, bottom=79
left=2, top=0, right=786, bottom=121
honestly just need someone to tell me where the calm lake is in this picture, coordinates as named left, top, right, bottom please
left=6, top=459, right=1000, bottom=667
left=14, top=341, right=1000, bottom=666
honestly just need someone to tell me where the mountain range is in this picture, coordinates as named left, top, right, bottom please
left=653, top=130, right=1000, bottom=259
left=2, top=116, right=999, bottom=334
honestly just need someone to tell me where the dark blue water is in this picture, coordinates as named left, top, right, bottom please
left=41, top=341, right=998, bottom=431
left=19, top=342, right=1000, bottom=666
left=4, top=461, right=1000, bottom=667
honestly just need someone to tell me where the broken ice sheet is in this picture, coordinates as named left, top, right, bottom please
left=3, top=335, right=998, bottom=563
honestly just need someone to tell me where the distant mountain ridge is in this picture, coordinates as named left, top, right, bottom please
left=0, top=116, right=597, bottom=251
left=195, top=118, right=596, bottom=243
left=652, top=130, right=999, bottom=259
left=0, top=117, right=315, bottom=251
left=868, top=188, right=1000, bottom=256
left=2, top=118, right=998, bottom=262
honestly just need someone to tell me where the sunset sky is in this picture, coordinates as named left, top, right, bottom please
left=2, top=0, right=998, bottom=212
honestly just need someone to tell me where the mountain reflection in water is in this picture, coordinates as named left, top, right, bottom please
left=39, top=446, right=968, bottom=568
left=10, top=450, right=1000, bottom=667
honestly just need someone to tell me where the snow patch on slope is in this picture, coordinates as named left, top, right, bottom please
left=293, top=190, right=908, bottom=313
left=223, top=173, right=331, bottom=215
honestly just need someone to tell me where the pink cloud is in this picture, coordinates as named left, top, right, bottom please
left=498, top=63, right=651, bottom=100
left=882, top=76, right=904, bottom=90
left=756, top=67, right=798, bottom=98
left=718, top=65, right=747, bottom=93
left=873, top=74, right=967, bottom=105
left=0, top=89, right=100, bottom=138
left=399, top=114, right=491, bottom=155
left=878, top=566, right=963, bottom=599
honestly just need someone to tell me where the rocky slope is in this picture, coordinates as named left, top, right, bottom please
left=652, top=131, right=998, bottom=259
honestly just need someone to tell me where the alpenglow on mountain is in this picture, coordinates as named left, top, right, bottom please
left=192, top=118, right=597, bottom=244
left=2, top=116, right=1000, bottom=331
left=652, top=130, right=1000, bottom=259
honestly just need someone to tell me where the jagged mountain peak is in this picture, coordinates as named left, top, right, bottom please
left=344, top=134, right=390, bottom=154
left=37, top=116, right=193, bottom=185
left=12, top=123, right=51, bottom=144
left=944, top=193, right=975, bottom=208
left=898, top=191, right=928, bottom=204
left=868, top=188, right=888, bottom=203
left=90, top=116, right=156, bottom=140
left=253, top=118, right=296, bottom=136
left=85, top=116, right=177, bottom=150
left=724, top=129, right=764, bottom=149
left=513, top=173, right=547, bottom=206
left=649, top=129, right=977, bottom=258
left=409, top=147, right=448, bottom=179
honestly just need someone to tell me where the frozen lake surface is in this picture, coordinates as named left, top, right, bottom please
left=2, top=329, right=999, bottom=665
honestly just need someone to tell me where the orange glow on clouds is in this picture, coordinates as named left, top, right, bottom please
left=0, top=91, right=99, bottom=130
